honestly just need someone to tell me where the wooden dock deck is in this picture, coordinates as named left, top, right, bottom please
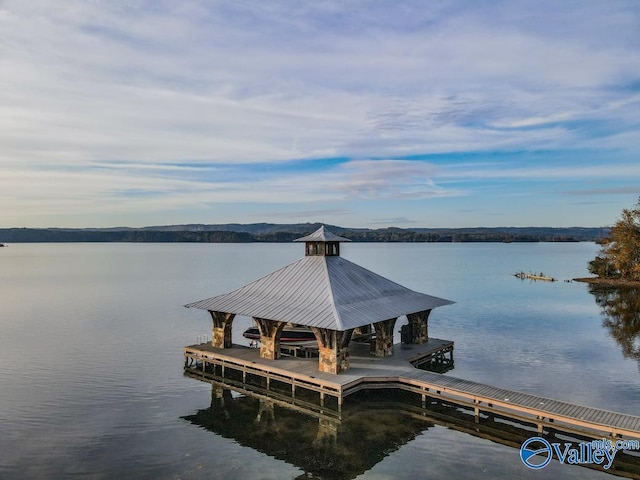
left=184, top=339, right=640, bottom=441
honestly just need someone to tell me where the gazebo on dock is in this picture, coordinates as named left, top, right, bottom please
left=186, top=226, right=453, bottom=374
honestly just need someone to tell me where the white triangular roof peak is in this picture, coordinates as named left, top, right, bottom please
left=293, top=225, right=351, bottom=243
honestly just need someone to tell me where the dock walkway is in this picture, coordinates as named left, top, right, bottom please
left=184, top=339, right=640, bottom=441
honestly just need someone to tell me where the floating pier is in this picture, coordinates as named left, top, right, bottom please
left=184, top=341, right=640, bottom=443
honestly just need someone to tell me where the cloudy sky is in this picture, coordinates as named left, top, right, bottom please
left=1, top=1, right=639, bottom=228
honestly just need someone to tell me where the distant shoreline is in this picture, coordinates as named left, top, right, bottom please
left=0, top=224, right=608, bottom=243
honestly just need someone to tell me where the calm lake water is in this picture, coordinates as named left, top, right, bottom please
left=1, top=242, right=639, bottom=479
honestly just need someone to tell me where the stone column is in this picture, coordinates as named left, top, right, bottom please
left=209, top=311, right=236, bottom=348
left=312, top=418, right=338, bottom=450
left=253, top=318, right=286, bottom=360
left=354, top=324, right=372, bottom=335
left=210, top=385, right=232, bottom=420
left=255, top=399, right=276, bottom=429
left=406, top=310, right=431, bottom=344
left=311, top=328, right=353, bottom=374
left=372, top=318, right=397, bottom=357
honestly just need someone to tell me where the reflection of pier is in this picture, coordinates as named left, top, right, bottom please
left=185, top=341, right=640, bottom=442
left=182, top=381, right=640, bottom=479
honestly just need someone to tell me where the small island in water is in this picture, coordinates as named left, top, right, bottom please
left=514, top=271, right=556, bottom=282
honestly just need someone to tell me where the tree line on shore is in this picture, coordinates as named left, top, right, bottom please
left=588, top=198, right=640, bottom=283
left=0, top=226, right=603, bottom=243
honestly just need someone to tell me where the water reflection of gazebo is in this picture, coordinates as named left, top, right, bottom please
left=186, top=226, right=454, bottom=374
left=182, top=381, right=640, bottom=479
left=182, top=384, right=435, bottom=480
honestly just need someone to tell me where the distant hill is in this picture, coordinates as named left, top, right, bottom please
left=0, top=224, right=608, bottom=243
left=138, top=222, right=355, bottom=235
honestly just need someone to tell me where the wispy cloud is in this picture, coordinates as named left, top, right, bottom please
left=264, top=208, right=352, bottom=220
left=1, top=0, right=639, bottom=227
left=440, top=161, right=640, bottom=181
left=565, top=187, right=640, bottom=196
left=371, top=217, right=417, bottom=225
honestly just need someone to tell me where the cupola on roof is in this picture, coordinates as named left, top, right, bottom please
left=294, top=225, right=350, bottom=257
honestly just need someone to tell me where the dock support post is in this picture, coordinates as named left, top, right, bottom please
left=536, top=416, right=545, bottom=434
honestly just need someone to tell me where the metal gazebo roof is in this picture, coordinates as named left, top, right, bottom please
left=186, top=227, right=453, bottom=331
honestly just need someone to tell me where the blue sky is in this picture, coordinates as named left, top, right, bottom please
left=1, top=1, right=639, bottom=228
